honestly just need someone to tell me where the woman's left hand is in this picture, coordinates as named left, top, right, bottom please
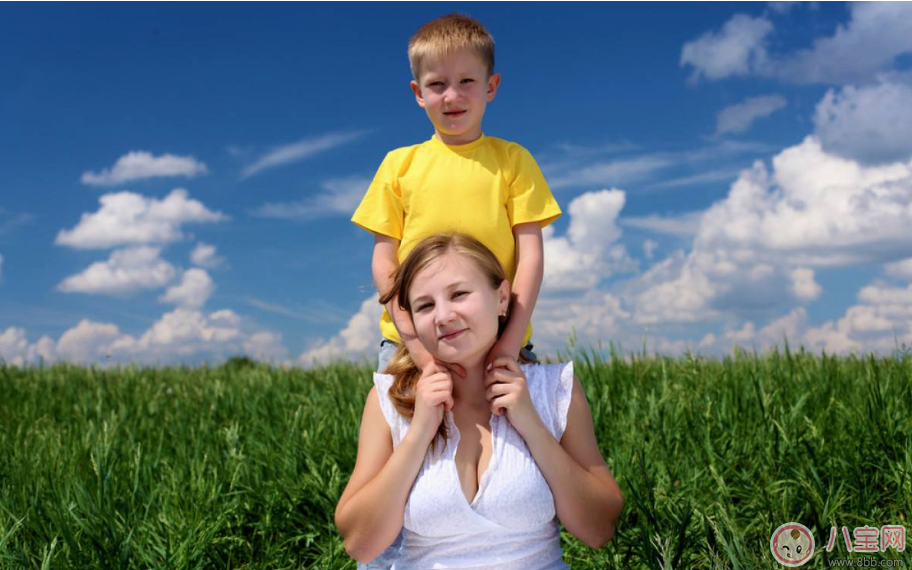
left=485, top=357, right=545, bottom=439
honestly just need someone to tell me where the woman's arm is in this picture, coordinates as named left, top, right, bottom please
left=522, top=374, right=623, bottom=548
left=334, top=387, right=431, bottom=562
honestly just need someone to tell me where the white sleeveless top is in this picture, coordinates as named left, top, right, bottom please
left=373, top=362, right=575, bottom=570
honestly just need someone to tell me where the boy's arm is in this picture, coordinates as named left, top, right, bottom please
left=487, top=222, right=544, bottom=364
left=372, top=234, right=436, bottom=369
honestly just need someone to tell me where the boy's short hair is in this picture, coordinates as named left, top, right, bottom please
left=408, top=13, right=495, bottom=80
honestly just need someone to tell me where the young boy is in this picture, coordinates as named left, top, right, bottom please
left=352, top=12, right=561, bottom=379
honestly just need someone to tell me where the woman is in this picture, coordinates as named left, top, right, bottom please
left=334, top=233, right=623, bottom=570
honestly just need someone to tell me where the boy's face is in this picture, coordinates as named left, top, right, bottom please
left=410, top=49, right=501, bottom=146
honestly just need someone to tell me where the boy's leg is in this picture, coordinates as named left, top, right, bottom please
left=358, top=339, right=404, bottom=570
left=519, top=341, right=538, bottom=362
left=377, top=339, right=398, bottom=372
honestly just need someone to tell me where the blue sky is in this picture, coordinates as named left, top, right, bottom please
left=3, top=2, right=912, bottom=365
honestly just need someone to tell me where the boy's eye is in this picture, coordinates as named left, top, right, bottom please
left=461, top=78, right=474, bottom=84
left=428, top=81, right=444, bottom=87
left=453, top=291, right=468, bottom=299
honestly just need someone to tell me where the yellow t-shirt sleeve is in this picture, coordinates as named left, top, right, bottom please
left=351, top=152, right=404, bottom=239
left=506, top=146, right=562, bottom=229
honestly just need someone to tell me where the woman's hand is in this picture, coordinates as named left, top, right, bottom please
left=411, top=362, right=454, bottom=446
left=485, top=357, right=544, bottom=439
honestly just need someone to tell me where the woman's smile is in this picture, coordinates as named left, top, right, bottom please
left=439, top=328, right=468, bottom=341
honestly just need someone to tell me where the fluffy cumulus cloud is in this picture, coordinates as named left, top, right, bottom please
left=160, top=268, right=214, bottom=309
left=715, top=95, right=787, bottom=136
left=56, top=189, right=227, bottom=249
left=298, top=295, right=383, bottom=365
left=885, top=257, right=912, bottom=281
left=542, top=189, right=633, bottom=291
left=240, top=131, right=367, bottom=179
left=680, top=14, right=773, bottom=81
left=81, top=151, right=208, bottom=186
left=251, top=176, right=370, bottom=220
left=58, top=246, right=177, bottom=295
left=682, top=4, right=912, bottom=84
left=190, top=242, right=224, bottom=268
left=630, top=134, right=912, bottom=328
left=3, top=309, right=290, bottom=366
left=803, top=282, right=912, bottom=354
left=813, top=77, right=912, bottom=165
left=775, top=2, right=912, bottom=84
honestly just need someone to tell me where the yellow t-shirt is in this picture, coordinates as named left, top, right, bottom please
left=352, top=134, right=562, bottom=344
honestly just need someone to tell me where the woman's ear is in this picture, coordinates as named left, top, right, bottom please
left=498, top=279, right=510, bottom=314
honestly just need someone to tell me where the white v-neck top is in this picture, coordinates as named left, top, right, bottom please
left=373, top=362, right=574, bottom=570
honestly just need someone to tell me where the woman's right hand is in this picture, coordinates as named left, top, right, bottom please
left=411, top=362, right=454, bottom=445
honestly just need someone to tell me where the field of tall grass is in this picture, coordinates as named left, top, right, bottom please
left=1, top=348, right=910, bottom=569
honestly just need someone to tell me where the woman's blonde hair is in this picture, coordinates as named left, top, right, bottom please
left=378, top=233, right=532, bottom=454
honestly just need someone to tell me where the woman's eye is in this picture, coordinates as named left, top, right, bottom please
left=415, top=303, right=432, bottom=313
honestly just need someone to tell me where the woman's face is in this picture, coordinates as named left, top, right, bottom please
left=407, top=252, right=509, bottom=366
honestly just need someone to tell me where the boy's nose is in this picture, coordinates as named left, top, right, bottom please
left=443, top=85, right=461, bottom=102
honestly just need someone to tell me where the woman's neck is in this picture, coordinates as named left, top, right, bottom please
left=451, top=360, right=489, bottom=412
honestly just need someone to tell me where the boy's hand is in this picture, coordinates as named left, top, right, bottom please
left=485, top=337, right=522, bottom=369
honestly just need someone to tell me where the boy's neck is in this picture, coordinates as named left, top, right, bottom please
left=433, top=129, right=484, bottom=147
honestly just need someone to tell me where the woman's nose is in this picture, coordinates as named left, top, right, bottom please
left=434, top=303, right=456, bottom=326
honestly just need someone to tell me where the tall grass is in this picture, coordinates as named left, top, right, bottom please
left=1, top=349, right=910, bottom=569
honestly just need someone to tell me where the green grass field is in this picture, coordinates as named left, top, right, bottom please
left=1, top=348, right=911, bottom=569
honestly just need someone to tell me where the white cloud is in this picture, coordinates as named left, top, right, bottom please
left=81, top=151, right=207, bottom=186
left=56, top=188, right=227, bottom=249
left=160, top=268, right=214, bottom=309
left=621, top=211, right=703, bottom=237
left=643, top=239, right=658, bottom=259
left=804, top=281, right=912, bottom=354
left=240, top=132, right=367, bottom=179
left=629, top=134, right=912, bottom=326
left=682, top=4, right=912, bottom=84
left=243, top=331, right=289, bottom=362
left=533, top=291, right=631, bottom=352
left=56, top=320, right=122, bottom=363
left=716, top=95, right=787, bottom=136
left=789, top=267, right=822, bottom=301
left=547, top=156, right=673, bottom=190
left=190, top=242, right=224, bottom=268
left=884, top=257, right=912, bottom=281
left=680, top=14, right=773, bottom=81
left=542, top=189, right=631, bottom=291
left=776, top=2, right=912, bottom=84
left=298, top=294, right=383, bottom=365
left=813, top=77, right=912, bottom=165
left=250, top=176, right=369, bottom=220
left=58, top=246, right=176, bottom=295
left=3, top=309, right=289, bottom=366
left=3, top=329, right=58, bottom=366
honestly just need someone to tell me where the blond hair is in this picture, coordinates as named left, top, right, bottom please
left=379, top=233, right=531, bottom=455
left=408, top=13, right=495, bottom=80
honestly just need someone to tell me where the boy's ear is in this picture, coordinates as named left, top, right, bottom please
left=486, top=72, right=502, bottom=103
left=410, top=80, right=426, bottom=109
